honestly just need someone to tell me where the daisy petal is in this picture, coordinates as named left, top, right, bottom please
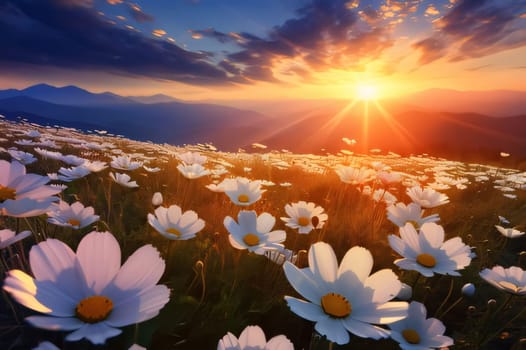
left=338, top=246, right=373, bottom=282
left=308, top=242, right=337, bottom=283
left=343, top=318, right=390, bottom=339
left=315, top=317, right=349, bottom=345
left=26, top=315, right=84, bottom=331
left=76, top=231, right=121, bottom=294
left=283, top=262, right=323, bottom=302
left=106, top=245, right=165, bottom=294
left=65, top=323, right=122, bottom=345
left=284, top=296, right=324, bottom=321
left=238, top=325, right=266, bottom=348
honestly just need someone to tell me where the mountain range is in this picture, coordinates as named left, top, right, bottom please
left=0, top=84, right=525, bottom=160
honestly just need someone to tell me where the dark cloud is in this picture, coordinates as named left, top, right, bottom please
left=414, top=0, right=526, bottom=64
left=0, top=0, right=232, bottom=85
left=197, top=0, right=393, bottom=82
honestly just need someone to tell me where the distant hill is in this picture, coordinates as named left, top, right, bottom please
left=257, top=100, right=526, bottom=159
left=0, top=83, right=133, bottom=106
left=1, top=83, right=525, bottom=159
left=400, top=89, right=526, bottom=117
left=127, top=94, right=179, bottom=104
left=0, top=95, right=271, bottom=149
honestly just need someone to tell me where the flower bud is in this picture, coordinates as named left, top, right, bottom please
left=397, top=283, right=412, bottom=300
left=461, top=283, right=475, bottom=297
left=152, top=192, right=163, bottom=206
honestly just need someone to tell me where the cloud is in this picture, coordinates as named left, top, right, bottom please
left=195, top=0, right=394, bottom=82
left=127, top=3, right=153, bottom=23
left=0, top=0, right=235, bottom=85
left=414, top=0, right=526, bottom=64
left=412, top=37, right=447, bottom=64
left=424, top=5, right=440, bottom=16
left=152, top=29, right=167, bottom=37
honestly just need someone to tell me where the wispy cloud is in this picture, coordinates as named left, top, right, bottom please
left=413, top=0, right=526, bottom=64
left=127, top=3, right=153, bottom=23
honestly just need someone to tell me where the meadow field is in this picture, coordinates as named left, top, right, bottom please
left=0, top=118, right=525, bottom=350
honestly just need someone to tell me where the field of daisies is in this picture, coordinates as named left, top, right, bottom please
left=0, top=117, right=525, bottom=350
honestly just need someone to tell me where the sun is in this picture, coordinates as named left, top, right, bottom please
left=355, top=83, right=379, bottom=101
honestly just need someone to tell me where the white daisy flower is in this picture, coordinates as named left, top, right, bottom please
left=109, top=172, right=139, bottom=188
left=47, top=200, right=99, bottom=229
left=388, top=223, right=473, bottom=277
left=57, top=165, right=91, bottom=182
left=224, top=210, right=286, bottom=255
left=283, top=242, right=408, bottom=345
left=177, top=163, right=211, bottom=179
left=386, top=203, right=440, bottom=229
left=3, top=231, right=170, bottom=345
left=177, top=151, right=207, bottom=165
left=0, top=160, right=61, bottom=217
left=218, top=325, right=294, bottom=350
left=26, top=130, right=41, bottom=138
left=110, top=155, right=143, bottom=171
left=34, top=148, right=63, bottom=160
left=143, top=166, right=161, bottom=173
left=406, top=186, right=449, bottom=208
left=82, top=160, right=108, bottom=173
left=389, top=301, right=454, bottom=350
left=59, top=154, right=86, bottom=166
left=494, top=225, right=525, bottom=239
left=148, top=204, right=205, bottom=240
left=0, top=229, right=32, bottom=249
left=223, top=177, right=265, bottom=206
left=8, top=149, right=37, bottom=165
left=480, top=266, right=526, bottom=295
left=335, top=166, right=376, bottom=185
left=206, top=178, right=237, bottom=193
left=377, top=171, right=402, bottom=184
left=281, top=201, right=327, bottom=234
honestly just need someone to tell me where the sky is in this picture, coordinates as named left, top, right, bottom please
left=0, top=0, right=525, bottom=101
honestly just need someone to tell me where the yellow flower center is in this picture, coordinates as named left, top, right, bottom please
left=0, top=185, right=16, bottom=203
left=243, top=233, right=260, bottom=246
left=321, top=292, right=352, bottom=318
left=402, top=329, right=421, bottom=344
left=166, top=228, right=181, bottom=237
left=406, top=220, right=419, bottom=229
left=498, top=281, right=520, bottom=293
left=237, top=194, right=250, bottom=203
left=416, top=253, right=436, bottom=268
left=75, top=295, right=113, bottom=323
left=67, top=219, right=81, bottom=227
left=297, top=216, right=311, bottom=227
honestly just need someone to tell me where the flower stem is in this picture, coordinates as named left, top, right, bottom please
left=434, top=278, right=455, bottom=317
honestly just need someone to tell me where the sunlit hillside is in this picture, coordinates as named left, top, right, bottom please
left=0, top=118, right=525, bottom=350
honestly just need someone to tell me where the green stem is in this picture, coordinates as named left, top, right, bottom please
left=437, top=296, right=463, bottom=319
left=434, top=278, right=455, bottom=317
